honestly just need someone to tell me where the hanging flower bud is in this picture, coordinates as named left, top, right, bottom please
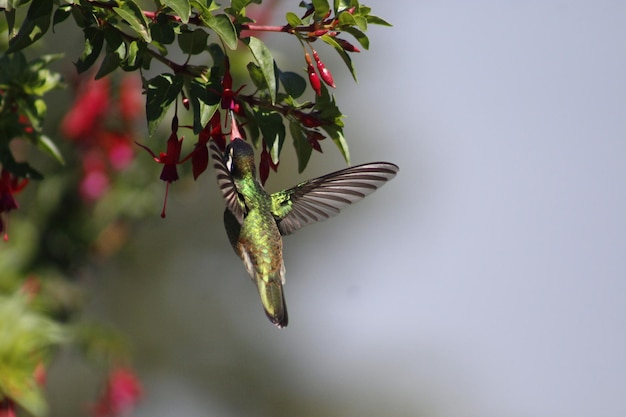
left=305, top=52, right=322, bottom=96
left=335, top=38, right=361, bottom=53
left=312, top=50, right=335, bottom=88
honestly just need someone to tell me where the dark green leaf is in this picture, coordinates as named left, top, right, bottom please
left=162, top=0, right=191, bottom=22
left=246, top=62, right=267, bottom=90
left=7, top=0, right=54, bottom=53
left=314, top=87, right=349, bottom=163
left=150, top=18, right=176, bottom=45
left=145, top=73, right=184, bottom=135
left=95, top=50, right=120, bottom=79
left=278, top=70, right=306, bottom=99
left=74, top=27, right=104, bottom=73
left=177, top=28, right=208, bottom=55
left=188, top=80, right=220, bottom=134
left=113, top=0, right=151, bottom=42
left=290, top=120, right=312, bottom=173
left=255, top=109, right=285, bottom=162
left=52, top=5, right=71, bottom=31
left=205, top=14, right=238, bottom=50
left=245, top=36, right=277, bottom=103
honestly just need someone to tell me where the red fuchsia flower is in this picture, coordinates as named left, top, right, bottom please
left=294, top=109, right=326, bottom=128
left=304, top=52, right=322, bottom=96
left=136, top=130, right=185, bottom=218
left=0, top=168, right=29, bottom=241
left=118, top=75, right=143, bottom=123
left=0, top=399, right=16, bottom=417
left=192, top=112, right=225, bottom=179
left=306, top=130, right=325, bottom=152
left=220, top=56, right=245, bottom=112
left=259, top=140, right=279, bottom=185
left=61, top=77, right=110, bottom=141
left=103, top=132, right=135, bottom=172
left=312, top=50, right=335, bottom=88
left=91, top=367, right=142, bottom=417
left=80, top=150, right=110, bottom=202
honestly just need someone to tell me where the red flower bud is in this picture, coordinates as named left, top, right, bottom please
left=305, top=52, right=322, bottom=96
left=312, top=50, right=335, bottom=88
left=335, top=38, right=360, bottom=53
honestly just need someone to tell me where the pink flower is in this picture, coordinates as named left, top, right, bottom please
left=92, top=367, right=142, bottom=417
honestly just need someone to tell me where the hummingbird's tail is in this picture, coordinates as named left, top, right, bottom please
left=257, top=278, right=288, bottom=328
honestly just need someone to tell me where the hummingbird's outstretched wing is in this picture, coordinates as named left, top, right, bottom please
left=209, top=140, right=246, bottom=224
left=271, top=162, right=399, bottom=235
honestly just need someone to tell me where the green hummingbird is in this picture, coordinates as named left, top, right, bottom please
left=210, top=137, right=398, bottom=328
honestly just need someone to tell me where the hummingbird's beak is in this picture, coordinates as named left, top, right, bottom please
left=229, top=110, right=242, bottom=142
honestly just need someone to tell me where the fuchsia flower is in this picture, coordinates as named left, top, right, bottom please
left=0, top=168, right=29, bottom=241
left=136, top=130, right=184, bottom=218
left=0, top=399, right=16, bottom=417
left=91, top=367, right=142, bottom=417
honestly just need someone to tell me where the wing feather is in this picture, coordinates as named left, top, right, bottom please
left=209, top=140, right=246, bottom=224
left=272, top=162, right=398, bottom=235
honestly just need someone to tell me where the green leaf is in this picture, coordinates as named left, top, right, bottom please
left=162, top=0, right=191, bottom=23
left=246, top=62, right=267, bottom=90
left=290, top=120, right=312, bottom=173
left=353, top=14, right=367, bottom=31
left=150, top=17, right=176, bottom=45
left=145, top=73, right=184, bottom=135
left=321, top=33, right=357, bottom=82
left=113, top=0, right=151, bottom=42
left=278, top=70, right=306, bottom=99
left=95, top=50, right=121, bottom=79
left=0, top=293, right=65, bottom=417
left=337, top=10, right=356, bottom=26
left=322, top=123, right=349, bottom=164
left=315, top=87, right=349, bottom=163
left=255, top=109, right=285, bottom=161
left=37, top=134, right=64, bottom=165
left=343, top=26, right=369, bottom=50
left=188, top=80, right=220, bottom=134
left=366, top=14, right=392, bottom=26
left=245, top=36, right=277, bottom=103
left=7, top=0, right=53, bottom=53
left=177, top=28, right=208, bottom=55
left=285, top=11, right=303, bottom=28
left=230, top=0, right=253, bottom=14
left=74, top=27, right=104, bottom=73
left=312, top=0, right=330, bottom=20
left=121, top=40, right=141, bottom=70
left=52, top=4, right=72, bottom=31
left=205, top=13, right=238, bottom=50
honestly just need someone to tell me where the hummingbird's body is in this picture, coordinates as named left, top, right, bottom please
left=221, top=147, right=288, bottom=326
left=210, top=137, right=398, bottom=328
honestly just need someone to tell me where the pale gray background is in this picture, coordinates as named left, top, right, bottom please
left=52, top=1, right=626, bottom=416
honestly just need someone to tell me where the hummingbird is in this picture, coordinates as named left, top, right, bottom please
left=209, top=135, right=398, bottom=328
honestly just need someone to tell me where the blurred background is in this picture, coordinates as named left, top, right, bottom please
left=43, top=1, right=625, bottom=416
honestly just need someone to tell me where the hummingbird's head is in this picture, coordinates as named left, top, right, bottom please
left=226, top=138, right=256, bottom=179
